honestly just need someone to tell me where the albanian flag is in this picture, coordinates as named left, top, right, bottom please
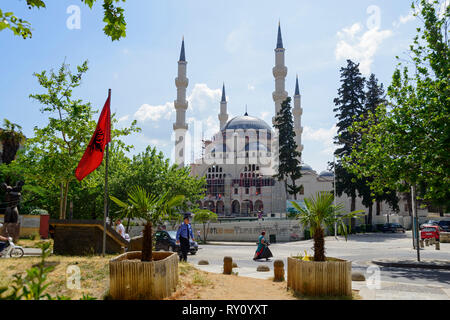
left=75, top=93, right=111, bottom=181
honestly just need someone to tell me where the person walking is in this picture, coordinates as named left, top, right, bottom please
left=176, top=213, right=194, bottom=262
left=253, top=231, right=273, bottom=261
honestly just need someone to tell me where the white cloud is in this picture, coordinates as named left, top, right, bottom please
left=248, top=84, right=255, bottom=91
left=303, top=125, right=337, bottom=156
left=439, top=0, right=450, bottom=18
left=118, top=114, right=129, bottom=122
left=187, top=83, right=221, bottom=112
left=225, top=22, right=254, bottom=54
left=134, top=101, right=174, bottom=122
left=335, top=23, right=392, bottom=75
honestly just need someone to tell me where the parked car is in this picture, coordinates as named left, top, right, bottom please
left=438, top=220, right=450, bottom=232
left=382, top=223, right=406, bottom=233
left=155, top=230, right=198, bottom=255
left=419, top=220, right=440, bottom=230
left=420, top=226, right=440, bottom=241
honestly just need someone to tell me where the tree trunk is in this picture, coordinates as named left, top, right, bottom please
left=59, top=183, right=64, bottom=219
left=203, top=223, right=207, bottom=243
left=126, top=215, right=131, bottom=234
left=291, top=177, right=297, bottom=200
left=368, top=205, right=373, bottom=225
left=62, top=181, right=69, bottom=220
left=142, top=221, right=153, bottom=262
left=376, top=200, right=381, bottom=216
left=350, top=196, right=356, bottom=230
left=313, top=227, right=325, bottom=262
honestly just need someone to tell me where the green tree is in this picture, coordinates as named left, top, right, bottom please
left=344, top=0, right=449, bottom=215
left=0, top=119, right=26, bottom=165
left=331, top=59, right=366, bottom=227
left=110, top=146, right=206, bottom=215
left=192, top=209, right=218, bottom=244
left=19, top=60, right=139, bottom=219
left=0, top=0, right=127, bottom=40
left=273, top=97, right=302, bottom=200
left=291, top=191, right=363, bottom=261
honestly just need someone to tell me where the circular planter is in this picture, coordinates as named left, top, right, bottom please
left=109, top=251, right=178, bottom=300
left=287, top=257, right=352, bottom=297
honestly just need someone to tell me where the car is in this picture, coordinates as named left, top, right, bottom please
left=155, top=230, right=198, bottom=255
left=419, top=220, right=439, bottom=230
left=420, top=226, right=440, bottom=241
left=382, top=223, right=406, bottom=233
left=437, top=220, right=450, bottom=232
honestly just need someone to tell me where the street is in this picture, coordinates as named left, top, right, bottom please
left=188, top=231, right=450, bottom=299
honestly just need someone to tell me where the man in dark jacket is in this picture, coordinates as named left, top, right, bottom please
left=176, top=213, right=194, bottom=262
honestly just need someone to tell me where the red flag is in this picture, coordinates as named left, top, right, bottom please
left=75, top=93, right=111, bottom=181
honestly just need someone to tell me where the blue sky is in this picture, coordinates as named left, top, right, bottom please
left=0, top=0, right=427, bottom=172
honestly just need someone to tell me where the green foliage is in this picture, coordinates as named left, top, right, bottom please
left=344, top=0, right=450, bottom=210
left=1, top=0, right=126, bottom=40
left=273, top=97, right=302, bottom=199
left=111, top=186, right=185, bottom=225
left=303, top=228, right=311, bottom=240
left=4, top=60, right=139, bottom=219
left=193, top=209, right=218, bottom=243
left=0, top=119, right=26, bottom=165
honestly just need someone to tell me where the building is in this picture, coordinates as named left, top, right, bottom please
left=172, top=23, right=418, bottom=221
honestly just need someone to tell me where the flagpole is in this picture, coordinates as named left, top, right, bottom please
left=102, top=89, right=111, bottom=257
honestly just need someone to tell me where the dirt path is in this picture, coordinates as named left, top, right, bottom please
left=168, top=263, right=298, bottom=300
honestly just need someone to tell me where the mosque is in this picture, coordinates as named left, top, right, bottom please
left=171, top=24, right=413, bottom=220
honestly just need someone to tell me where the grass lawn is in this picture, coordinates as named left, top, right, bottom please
left=0, top=254, right=113, bottom=299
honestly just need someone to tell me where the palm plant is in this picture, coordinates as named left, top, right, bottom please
left=291, top=191, right=364, bottom=262
left=0, top=119, right=26, bottom=164
left=110, top=186, right=184, bottom=262
left=192, top=209, right=217, bottom=243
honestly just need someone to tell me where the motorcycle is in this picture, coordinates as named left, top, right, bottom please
left=0, top=237, right=24, bottom=258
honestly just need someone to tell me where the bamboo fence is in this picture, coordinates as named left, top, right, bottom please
left=287, top=257, right=352, bottom=297
left=109, top=251, right=178, bottom=300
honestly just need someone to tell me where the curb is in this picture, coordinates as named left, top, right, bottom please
left=207, top=242, right=255, bottom=246
left=371, top=260, right=450, bottom=270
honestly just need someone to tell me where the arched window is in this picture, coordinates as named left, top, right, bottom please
left=232, top=200, right=240, bottom=214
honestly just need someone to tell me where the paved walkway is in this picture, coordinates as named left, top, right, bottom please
left=372, top=258, right=450, bottom=270
left=193, top=261, right=450, bottom=300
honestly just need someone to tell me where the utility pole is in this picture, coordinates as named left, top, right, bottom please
left=411, top=185, right=420, bottom=262
left=333, top=154, right=337, bottom=239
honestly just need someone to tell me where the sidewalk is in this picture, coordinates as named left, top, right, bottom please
left=23, top=248, right=42, bottom=256
left=353, top=280, right=450, bottom=300
left=372, top=258, right=450, bottom=270
left=193, top=262, right=450, bottom=300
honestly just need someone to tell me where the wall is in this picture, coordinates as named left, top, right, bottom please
left=189, top=219, right=305, bottom=242
left=0, top=214, right=40, bottom=237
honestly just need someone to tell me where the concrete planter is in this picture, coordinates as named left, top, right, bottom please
left=287, top=257, right=352, bottom=297
left=109, top=251, right=178, bottom=300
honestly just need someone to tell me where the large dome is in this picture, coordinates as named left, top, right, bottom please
left=222, top=114, right=272, bottom=132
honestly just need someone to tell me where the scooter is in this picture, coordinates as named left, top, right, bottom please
left=0, top=237, right=24, bottom=258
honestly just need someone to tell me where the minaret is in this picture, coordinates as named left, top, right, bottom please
left=293, top=75, right=304, bottom=158
left=173, top=37, right=189, bottom=166
left=272, top=21, right=288, bottom=125
left=218, top=83, right=228, bottom=129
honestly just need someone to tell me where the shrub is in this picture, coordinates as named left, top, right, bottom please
left=360, top=224, right=366, bottom=233
left=304, top=229, right=311, bottom=240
